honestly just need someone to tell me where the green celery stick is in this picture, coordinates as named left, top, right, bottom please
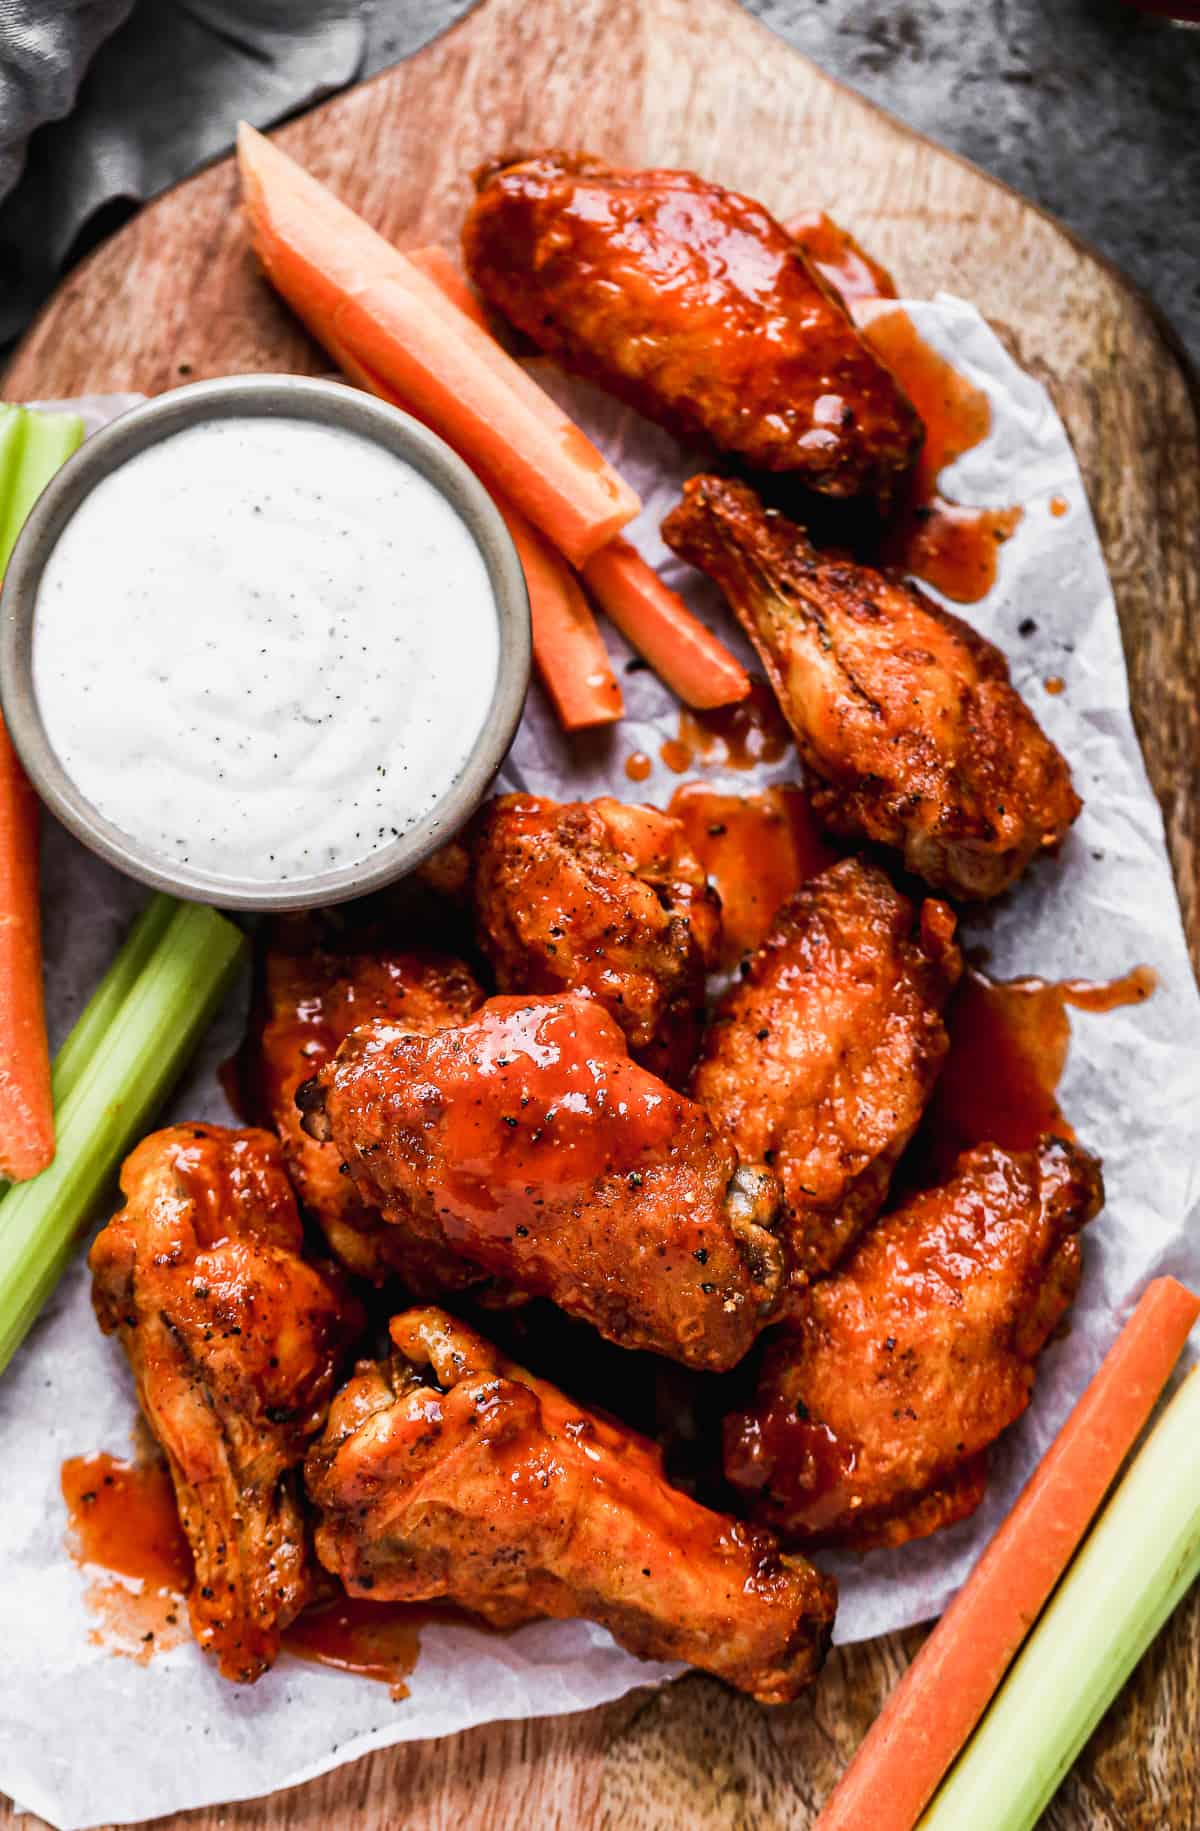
left=0, top=899, right=246, bottom=1376
left=0, top=895, right=176, bottom=1203
left=0, top=404, right=85, bottom=572
left=920, top=1364, right=1200, bottom=1831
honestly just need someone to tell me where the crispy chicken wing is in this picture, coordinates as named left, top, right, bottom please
left=725, top=1136, right=1103, bottom=1550
left=471, top=793, right=721, bottom=1084
left=693, top=857, right=961, bottom=1282
left=253, top=939, right=488, bottom=1293
left=662, top=476, right=1081, bottom=899
left=300, top=994, right=785, bottom=1369
left=88, top=1124, right=363, bottom=1681
left=463, top=152, right=921, bottom=499
left=306, top=1308, right=836, bottom=1701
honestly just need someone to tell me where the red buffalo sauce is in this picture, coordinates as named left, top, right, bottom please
left=62, top=1452, right=193, bottom=1663
left=624, top=750, right=653, bottom=783
left=860, top=306, right=1024, bottom=603
left=787, top=211, right=899, bottom=305
left=916, top=964, right=1157, bottom=1180
left=283, top=1595, right=426, bottom=1697
left=660, top=679, right=794, bottom=778
left=669, top=782, right=834, bottom=964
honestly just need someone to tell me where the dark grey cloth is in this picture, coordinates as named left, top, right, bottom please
left=1, top=1, right=1198, bottom=360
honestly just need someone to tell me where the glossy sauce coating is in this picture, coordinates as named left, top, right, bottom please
left=464, top=153, right=922, bottom=498
left=316, top=995, right=786, bottom=1369
left=786, top=211, right=898, bottom=304
left=668, top=782, right=835, bottom=965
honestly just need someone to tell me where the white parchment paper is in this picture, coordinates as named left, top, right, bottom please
left=2, top=299, right=1198, bottom=1828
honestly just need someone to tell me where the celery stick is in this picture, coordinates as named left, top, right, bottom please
left=0, top=896, right=176, bottom=1203
left=0, top=403, right=85, bottom=571
left=920, top=1365, right=1200, bottom=1831
left=0, top=900, right=246, bottom=1376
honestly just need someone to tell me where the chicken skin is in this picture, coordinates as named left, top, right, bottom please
left=470, top=793, right=721, bottom=1085
left=300, top=994, right=786, bottom=1370
left=464, top=152, right=921, bottom=500
left=725, top=1136, right=1103, bottom=1550
left=88, top=1124, right=363, bottom=1682
left=693, top=858, right=961, bottom=1283
left=253, top=939, right=488, bottom=1293
left=306, top=1308, right=836, bottom=1702
left=662, top=477, right=1082, bottom=899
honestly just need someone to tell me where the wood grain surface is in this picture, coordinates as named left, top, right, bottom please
left=3, top=1, right=1198, bottom=1825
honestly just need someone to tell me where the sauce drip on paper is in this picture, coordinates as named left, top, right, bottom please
left=915, top=964, right=1156, bottom=1180
left=860, top=306, right=1024, bottom=604
left=283, top=1595, right=426, bottom=1698
left=660, top=679, right=793, bottom=778
left=669, top=782, right=834, bottom=965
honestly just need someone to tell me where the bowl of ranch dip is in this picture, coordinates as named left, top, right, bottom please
left=0, top=375, right=531, bottom=910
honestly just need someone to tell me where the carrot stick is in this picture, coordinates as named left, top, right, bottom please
left=0, top=718, right=53, bottom=1181
left=311, top=316, right=623, bottom=731
left=815, top=1275, right=1200, bottom=1831
left=237, top=125, right=639, bottom=567
left=582, top=538, right=750, bottom=710
left=405, top=246, right=487, bottom=324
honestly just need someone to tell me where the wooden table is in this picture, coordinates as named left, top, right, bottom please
left=3, top=1, right=1198, bottom=1823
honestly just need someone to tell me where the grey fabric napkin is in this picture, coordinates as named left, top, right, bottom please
left=0, top=0, right=368, bottom=345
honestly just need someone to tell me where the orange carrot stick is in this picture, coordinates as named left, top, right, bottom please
left=0, top=716, right=53, bottom=1180
left=313, top=316, right=623, bottom=731
left=237, top=124, right=639, bottom=567
left=815, top=1275, right=1200, bottom=1831
left=405, top=246, right=486, bottom=324
left=582, top=538, right=750, bottom=710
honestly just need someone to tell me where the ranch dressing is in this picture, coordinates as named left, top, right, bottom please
left=33, top=415, right=501, bottom=882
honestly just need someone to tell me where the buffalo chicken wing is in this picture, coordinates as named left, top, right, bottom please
left=306, top=1308, right=836, bottom=1702
left=301, top=994, right=785, bottom=1369
left=464, top=152, right=921, bottom=499
left=725, top=1137, right=1103, bottom=1550
left=662, top=476, right=1081, bottom=899
left=470, top=793, right=721, bottom=1084
left=89, top=1124, right=363, bottom=1681
left=692, top=857, right=961, bottom=1282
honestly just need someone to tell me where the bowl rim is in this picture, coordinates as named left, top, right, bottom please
left=0, top=374, right=531, bottom=912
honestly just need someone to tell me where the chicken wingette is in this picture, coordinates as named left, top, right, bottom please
left=464, top=152, right=921, bottom=499
left=300, top=993, right=786, bottom=1369
left=89, top=1124, right=363, bottom=1681
left=662, top=476, right=1081, bottom=899
left=693, top=857, right=961, bottom=1282
left=306, top=1307, right=837, bottom=1702
left=725, top=1136, right=1103, bottom=1549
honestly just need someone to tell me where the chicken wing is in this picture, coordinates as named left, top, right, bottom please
left=89, top=1124, right=363, bottom=1681
left=662, top=476, right=1081, bottom=899
left=692, top=857, right=961, bottom=1282
left=306, top=1307, right=836, bottom=1702
left=300, top=994, right=785, bottom=1369
left=252, top=938, right=489, bottom=1293
left=463, top=152, right=921, bottom=499
left=724, top=1136, right=1103, bottom=1550
left=470, top=793, right=721, bottom=1084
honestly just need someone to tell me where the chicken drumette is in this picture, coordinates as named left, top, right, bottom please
left=693, top=857, right=961, bottom=1283
left=89, top=1124, right=363, bottom=1681
left=662, top=477, right=1081, bottom=899
left=300, top=994, right=785, bottom=1369
left=306, top=1307, right=836, bottom=1702
left=725, top=1136, right=1103, bottom=1550
left=252, top=938, right=489, bottom=1293
left=470, top=793, right=721, bottom=1084
left=464, top=152, right=921, bottom=500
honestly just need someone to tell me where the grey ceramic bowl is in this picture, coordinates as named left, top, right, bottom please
left=0, top=375, right=531, bottom=912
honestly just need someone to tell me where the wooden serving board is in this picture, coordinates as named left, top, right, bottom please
left=4, top=1, right=1199, bottom=1826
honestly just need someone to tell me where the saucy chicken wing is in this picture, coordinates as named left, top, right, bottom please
left=725, top=1136, right=1103, bottom=1550
left=464, top=152, right=921, bottom=500
left=662, top=476, right=1081, bottom=899
left=693, top=857, right=961, bottom=1283
left=89, top=1124, right=363, bottom=1681
left=306, top=1307, right=836, bottom=1702
left=253, top=938, right=488, bottom=1293
left=300, top=994, right=786, bottom=1369
left=470, top=793, right=721, bottom=1084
